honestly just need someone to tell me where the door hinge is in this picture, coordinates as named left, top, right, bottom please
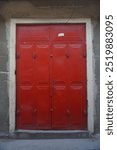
left=15, top=70, right=16, bottom=75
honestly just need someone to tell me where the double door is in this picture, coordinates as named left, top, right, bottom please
left=16, top=24, right=87, bottom=130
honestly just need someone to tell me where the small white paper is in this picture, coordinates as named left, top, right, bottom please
left=58, top=33, right=64, bottom=37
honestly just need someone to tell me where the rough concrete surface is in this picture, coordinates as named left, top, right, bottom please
left=0, top=138, right=100, bottom=150
left=92, top=19, right=100, bottom=133
left=0, top=0, right=100, bottom=134
left=0, top=15, right=9, bottom=132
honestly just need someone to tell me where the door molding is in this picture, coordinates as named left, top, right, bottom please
left=9, top=18, right=94, bottom=133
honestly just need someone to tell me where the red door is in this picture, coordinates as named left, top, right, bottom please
left=16, top=24, right=87, bottom=130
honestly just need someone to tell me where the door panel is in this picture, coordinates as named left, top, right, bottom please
left=34, top=42, right=51, bottom=129
left=51, top=43, right=70, bottom=129
left=50, top=25, right=87, bottom=129
left=16, top=42, right=36, bottom=129
left=50, top=25, right=85, bottom=41
left=68, top=43, right=87, bottom=129
left=16, top=26, right=51, bottom=129
left=16, top=25, right=50, bottom=42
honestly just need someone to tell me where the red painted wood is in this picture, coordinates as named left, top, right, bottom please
left=16, top=24, right=87, bottom=130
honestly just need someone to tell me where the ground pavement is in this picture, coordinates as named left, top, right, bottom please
left=0, top=137, right=100, bottom=150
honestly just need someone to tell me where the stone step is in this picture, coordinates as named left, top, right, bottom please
left=8, top=130, right=92, bottom=139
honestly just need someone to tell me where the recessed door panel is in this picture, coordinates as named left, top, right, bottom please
left=51, top=43, right=70, bottom=129
left=34, top=42, right=51, bottom=129
left=68, top=42, right=87, bottom=129
left=16, top=42, right=36, bottom=129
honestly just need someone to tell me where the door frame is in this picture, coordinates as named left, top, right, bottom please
left=9, top=18, right=94, bottom=133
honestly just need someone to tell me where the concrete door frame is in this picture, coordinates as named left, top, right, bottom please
left=9, top=18, right=94, bottom=133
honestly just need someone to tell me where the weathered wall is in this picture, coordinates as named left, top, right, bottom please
left=92, top=19, right=100, bottom=133
left=0, top=0, right=100, bottom=133
left=0, top=15, right=9, bottom=133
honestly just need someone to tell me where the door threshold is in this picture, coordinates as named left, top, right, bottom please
left=9, top=130, right=92, bottom=139
left=16, top=129, right=89, bottom=134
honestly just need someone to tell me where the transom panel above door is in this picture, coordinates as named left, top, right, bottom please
left=16, top=24, right=87, bottom=130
